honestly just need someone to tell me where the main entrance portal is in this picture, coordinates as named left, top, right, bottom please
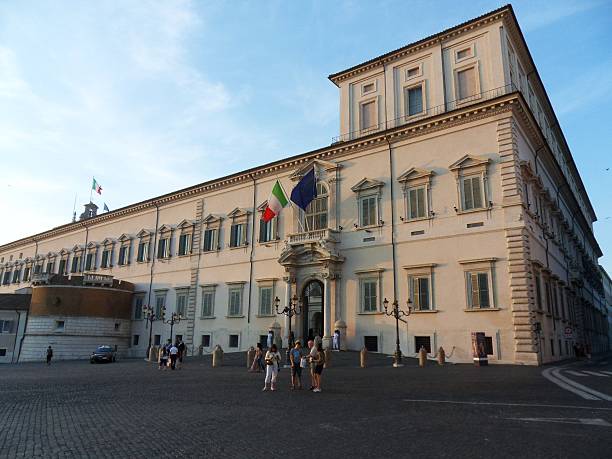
left=302, top=280, right=324, bottom=341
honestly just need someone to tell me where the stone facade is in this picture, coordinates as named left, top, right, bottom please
left=0, top=5, right=607, bottom=364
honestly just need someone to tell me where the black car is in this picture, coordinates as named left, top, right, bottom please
left=90, top=345, right=117, bottom=363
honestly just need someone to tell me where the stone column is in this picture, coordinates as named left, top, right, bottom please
left=323, top=275, right=332, bottom=349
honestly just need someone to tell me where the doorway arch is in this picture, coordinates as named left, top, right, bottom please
left=302, top=280, right=324, bottom=341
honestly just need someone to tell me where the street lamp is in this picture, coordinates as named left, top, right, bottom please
left=163, top=311, right=183, bottom=344
left=275, top=295, right=302, bottom=366
left=383, top=297, right=412, bottom=367
left=143, top=304, right=164, bottom=360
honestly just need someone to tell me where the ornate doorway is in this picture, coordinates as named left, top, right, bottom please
left=302, top=280, right=324, bottom=341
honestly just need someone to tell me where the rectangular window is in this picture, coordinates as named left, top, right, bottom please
left=362, top=82, right=375, bottom=94
left=258, top=286, right=273, bottom=316
left=12, top=269, right=20, bottom=284
left=228, top=287, right=243, bottom=316
left=23, top=267, right=30, bottom=282
left=364, top=336, right=378, bottom=352
left=407, top=186, right=426, bottom=219
left=154, top=334, right=161, bottom=346
left=133, top=295, right=144, bottom=320
left=410, top=276, right=430, bottom=310
left=46, top=262, right=54, bottom=274
left=201, top=288, right=215, bottom=317
left=101, top=250, right=110, bottom=268
left=0, top=349, right=6, bottom=357
left=456, top=47, right=472, bottom=60
left=457, top=67, right=477, bottom=100
left=259, top=218, right=274, bottom=243
left=155, top=294, right=166, bottom=318
left=414, top=336, right=431, bottom=353
left=461, top=176, right=483, bottom=210
left=534, top=272, right=542, bottom=310
left=71, top=256, right=80, bottom=273
left=360, top=195, right=377, bottom=227
left=230, top=224, right=244, bottom=248
left=360, top=278, right=378, bottom=313
left=229, top=334, right=239, bottom=348
left=178, top=233, right=191, bottom=256
left=34, top=264, right=42, bottom=274
left=137, top=241, right=148, bottom=262
left=545, top=280, right=552, bottom=313
left=118, top=246, right=128, bottom=265
left=360, top=100, right=377, bottom=131
left=484, top=337, right=494, bottom=355
left=176, top=292, right=187, bottom=317
left=0, top=320, right=14, bottom=333
left=202, top=334, right=211, bottom=347
left=157, top=238, right=169, bottom=259
left=55, top=320, right=65, bottom=331
left=58, top=259, right=67, bottom=275
left=133, top=335, right=139, bottom=346
left=203, top=229, right=217, bottom=252
left=467, top=272, right=490, bottom=309
left=405, top=85, right=423, bottom=116
left=85, top=253, right=94, bottom=270
left=406, top=66, right=419, bottom=79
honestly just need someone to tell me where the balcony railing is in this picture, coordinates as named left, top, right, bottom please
left=332, top=84, right=517, bottom=144
left=288, top=229, right=339, bottom=245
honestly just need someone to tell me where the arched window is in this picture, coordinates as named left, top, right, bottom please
left=304, top=182, right=328, bottom=231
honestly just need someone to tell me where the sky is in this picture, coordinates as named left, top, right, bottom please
left=0, top=0, right=611, bottom=270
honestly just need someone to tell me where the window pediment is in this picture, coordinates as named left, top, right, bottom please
left=158, top=224, right=174, bottom=234
left=203, top=214, right=223, bottom=226
left=59, top=248, right=70, bottom=256
left=397, top=168, right=434, bottom=187
left=72, top=244, right=84, bottom=253
left=228, top=208, right=250, bottom=220
left=177, top=219, right=195, bottom=230
left=351, top=178, right=385, bottom=194
left=257, top=200, right=269, bottom=212
left=137, top=229, right=153, bottom=239
left=449, top=154, right=490, bottom=174
left=101, top=238, right=115, bottom=246
left=117, top=233, right=133, bottom=243
left=46, top=251, right=57, bottom=258
left=290, top=158, right=340, bottom=181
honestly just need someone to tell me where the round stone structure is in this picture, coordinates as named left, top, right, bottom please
left=19, top=273, right=134, bottom=362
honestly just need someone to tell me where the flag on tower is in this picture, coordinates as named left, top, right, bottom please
left=92, top=178, right=102, bottom=195
left=262, top=180, right=289, bottom=222
left=103, top=203, right=110, bottom=212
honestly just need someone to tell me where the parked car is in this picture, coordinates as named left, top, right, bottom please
left=90, top=345, right=117, bottom=364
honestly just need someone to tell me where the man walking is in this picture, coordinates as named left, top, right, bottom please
left=169, top=342, right=179, bottom=370
left=46, top=346, right=53, bottom=365
left=178, top=339, right=186, bottom=368
left=307, top=339, right=317, bottom=390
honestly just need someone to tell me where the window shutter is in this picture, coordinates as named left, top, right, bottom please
left=472, top=177, right=483, bottom=208
left=419, top=278, right=430, bottom=310
left=463, top=178, right=473, bottom=210
left=469, top=273, right=479, bottom=307
left=416, top=187, right=425, bottom=218
left=477, top=273, right=489, bottom=308
left=409, top=189, right=417, bottom=219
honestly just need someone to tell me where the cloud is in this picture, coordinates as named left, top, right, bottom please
left=519, top=0, right=604, bottom=32
left=551, top=61, right=612, bottom=116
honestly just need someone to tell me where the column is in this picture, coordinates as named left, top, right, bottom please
left=323, top=275, right=332, bottom=349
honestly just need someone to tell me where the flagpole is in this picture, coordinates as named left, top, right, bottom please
left=89, top=176, right=93, bottom=203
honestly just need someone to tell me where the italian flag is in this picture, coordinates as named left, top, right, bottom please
left=262, top=180, right=289, bottom=222
left=92, top=178, right=102, bottom=195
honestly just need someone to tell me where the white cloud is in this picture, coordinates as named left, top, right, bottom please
left=520, top=0, right=604, bottom=32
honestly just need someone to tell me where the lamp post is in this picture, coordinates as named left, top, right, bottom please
left=143, top=304, right=164, bottom=360
left=163, top=311, right=183, bottom=344
left=383, top=297, right=412, bottom=367
left=275, top=295, right=302, bottom=366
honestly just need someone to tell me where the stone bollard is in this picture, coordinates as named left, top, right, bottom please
left=212, top=345, right=224, bottom=368
left=246, top=346, right=255, bottom=369
left=418, top=346, right=427, bottom=367
left=437, top=347, right=446, bottom=365
left=324, top=348, right=332, bottom=369
left=360, top=347, right=368, bottom=368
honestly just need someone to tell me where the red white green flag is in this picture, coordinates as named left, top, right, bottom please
left=92, top=177, right=102, bottom=195
left=262, top=180, right=289, bottom=222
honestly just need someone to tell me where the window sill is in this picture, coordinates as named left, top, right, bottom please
left=258, top=240, right=280, bottom=246
left=199, top=316, right=216, bottom=320
left=136, top=260, right=150, bottom=264
left=177, top=253, right=192, bottom=258
left=463, top=307, right=501, bottom=312
left=229, top=245, right=248, bottom=250
left=202, top=250, right=218, bottom=254
left=226, top=315, right=245, bottom=319
left=357, top=311, right=383, bottom=315
left=403, top=216, right=432, bottom=223
left=256, top=314, right=276, bottom=318
left=456, top=207, right=488, bottom=215
left=354, top=224, right=383, bottom=231
left=411, top=309, right=438, bottom=314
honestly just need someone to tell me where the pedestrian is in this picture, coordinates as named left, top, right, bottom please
left=46, top=346, right=53, bottom=365
left=178, top=339, right=186, bottom=367
left=289, top=341, right=303, bottom=390
left=267, top=329, right=273, bottom=349
left=332, top=329, right=340, bottom=351
left=311, top=343, right=325, bottom=393
left=169, top=343, right=179, bottom=370
left=262, top=343, right=281, bottom=391
left=159, top=345, right=168, bottom=370
left=307, top=339, right=317, bottom=390
left=249, top=343, right=264, bottom=372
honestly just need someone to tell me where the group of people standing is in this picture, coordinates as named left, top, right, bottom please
left=158, top=339, right=186, bottom=370
left=255, top=339, right=326, bottom=393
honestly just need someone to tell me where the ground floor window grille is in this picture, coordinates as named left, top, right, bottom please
left=414, top=336, right=431, bottom=353
left=202, top=335, right=211, bottom=347
left=364, top=336, right=378, bottom=352
left=229, top=334, right=239, bottom=348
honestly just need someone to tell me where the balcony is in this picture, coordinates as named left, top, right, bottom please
left=288, top=229, right=340, bottom=246
left=332, top=84, right=517, bottom=143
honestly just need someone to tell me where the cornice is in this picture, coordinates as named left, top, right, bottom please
left=0, top=93, right=520, bottom=254
left=328, top=6, right=510, bottom=85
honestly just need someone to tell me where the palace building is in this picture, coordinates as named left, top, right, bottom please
left=0, top=5, right=608, bottom=364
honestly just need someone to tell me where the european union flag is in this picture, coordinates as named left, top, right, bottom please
left=290, top=168, right=316, bottom=210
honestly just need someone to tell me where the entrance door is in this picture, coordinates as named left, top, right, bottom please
left=302, top=280, right=324, bottom=341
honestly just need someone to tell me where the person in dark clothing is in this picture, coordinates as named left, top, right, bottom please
left=178, top=340, right=186, bottom=364
left=46, top=346, right=53, bottom=365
